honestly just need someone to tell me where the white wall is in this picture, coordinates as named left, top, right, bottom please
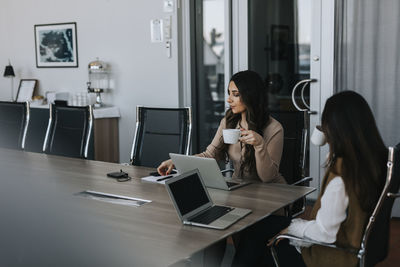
left=0, top=0, right=180, bottom=162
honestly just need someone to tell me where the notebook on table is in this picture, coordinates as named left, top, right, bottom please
left=169, top=153, right=250, bottom=191
left=165, top=169, right=251, bottom=230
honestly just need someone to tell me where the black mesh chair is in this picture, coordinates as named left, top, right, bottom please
left=24, top=107, right=50, bottom=153
left=270, top=110, right=312, bottom=217
left=0, top=101, right=29, bottom=150
left=130, top=106, right=192, bottom=168
left=270, top=143, right=400, bottom=267
left=43, top=104, right=93, bottom=159
left=270, top=110, right=308, bottom=182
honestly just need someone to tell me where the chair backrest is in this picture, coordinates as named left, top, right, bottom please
left=360, top=143, right=400, bottom=266
left=130, top=106, right=192, bottom=168
left=43, top=104, right=93, bottom=159
left=0, top=101, right=29, bottom=150
left=24, top=107, right=49, bottom=153
left=269, top=110, right=307, bottom=184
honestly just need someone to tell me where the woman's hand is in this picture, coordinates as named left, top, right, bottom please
left=239, top=129, right=264, bottom=147
left=157, top=159, right=174, bottom=176
left=267, top=227, right=288, bottom=247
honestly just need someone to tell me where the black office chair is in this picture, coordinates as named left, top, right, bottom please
left=24, top=107, right=50, bottom=153
left=270, top=110, right=312, bottom=217
left=43, top=104, right=93, bottom=159
left=270, top=143, right=400, bottom=267
left=130, top=106, right=192, bottom=168
left=270, top=110, right=308, bottom=182
left=0, top=101, right=29, bottom=150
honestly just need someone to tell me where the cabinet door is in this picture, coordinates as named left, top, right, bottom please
left=93, top=118, right=119, bottom=163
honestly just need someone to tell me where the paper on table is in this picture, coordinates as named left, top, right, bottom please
left=141, top=173, right=178, bottom=184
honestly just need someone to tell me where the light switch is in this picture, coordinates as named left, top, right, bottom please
left=150, top=19, right=163, bottom=43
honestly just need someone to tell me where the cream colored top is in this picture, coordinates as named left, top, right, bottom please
left=196, top=116, right=286, bottom=183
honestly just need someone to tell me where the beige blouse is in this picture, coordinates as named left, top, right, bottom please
left=196, top=116, right=286, bottom=184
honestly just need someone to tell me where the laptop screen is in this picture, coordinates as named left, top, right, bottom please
left=168, top=172, right=209, bottom=216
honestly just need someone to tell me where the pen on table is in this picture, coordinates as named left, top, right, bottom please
left=156, top=175, right=173, bottom=182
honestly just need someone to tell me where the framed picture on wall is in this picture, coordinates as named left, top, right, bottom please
left=34, top=22, right=78, bottom=68
left=16, top=79, right=37, bottom=102
left=270, top=25, right=290, bottom=61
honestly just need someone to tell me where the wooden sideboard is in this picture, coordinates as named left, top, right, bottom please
left=93, top=117, right=119, bottom=162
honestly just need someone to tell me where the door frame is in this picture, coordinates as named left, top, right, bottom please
left=179, top=0, right=233, bottom=153
left=231, top=0, right=336, bottom=198
left=309, top=0, right=335, bottom=198
left=179, top=0, right=336, bottom=197
left=178, top=0, right=193, bottom=108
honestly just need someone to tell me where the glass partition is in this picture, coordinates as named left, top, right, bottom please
left=192, top=0, right=227, bottom=153
left=248, top=0, right=311, bottom=112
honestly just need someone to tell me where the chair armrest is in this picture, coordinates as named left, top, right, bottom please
left=387, top=192, right=400, bottom=198
left=221, top=168, right=234, bottom=174
left=291, top=176, right=313, bottom=186
left=221, top=168, right=234, bottom=178
left=270, top=234, right=358, bottom=254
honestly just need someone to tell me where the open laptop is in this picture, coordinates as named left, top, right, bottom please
left=165, top=169, right=252, bottom=230
left=169, top=153, right=250, bottom=190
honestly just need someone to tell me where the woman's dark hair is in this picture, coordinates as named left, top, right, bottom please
left=218, top=70, right=270, bottom=177
left=321, top=91, right=387, bottom=213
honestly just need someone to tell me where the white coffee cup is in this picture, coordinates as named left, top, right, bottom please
left=311, top=126, right=326, bottom=146
left=222, top=129, right=241, bottom=144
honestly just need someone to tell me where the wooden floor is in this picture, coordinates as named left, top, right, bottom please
left=301, top=206, right=400, bottom=266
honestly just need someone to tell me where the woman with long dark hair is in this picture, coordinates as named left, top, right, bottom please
left=260, top=91, right=388, bottom=267
left=157, top=70, right=285, bottom=267
left=158, top=70, right=285, bottom=184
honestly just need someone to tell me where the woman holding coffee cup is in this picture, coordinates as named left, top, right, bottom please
left=157, top=70, right=285, bottom=184
left=157, top=70, right=285, bottom=266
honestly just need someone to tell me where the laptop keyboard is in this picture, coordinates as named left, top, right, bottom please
left=226, top=181, right=239, bottom=188
left=190, top=205, right=233, bottom=224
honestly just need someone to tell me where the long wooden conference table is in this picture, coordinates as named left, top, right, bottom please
left=0, top=149, right=314, bottom=266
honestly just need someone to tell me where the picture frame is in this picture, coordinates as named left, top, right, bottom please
left=16, top=79, right=37, bottom=102
left=270, top=25, right=290, bottom=61
left=34, top=22, right=78, bottom=68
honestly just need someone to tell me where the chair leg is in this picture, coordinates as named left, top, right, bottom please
left=358, top=256, right=364, bottom=267
left=270, top=246, right=280, bottom=267
left=290, top=197, right=307, bottom=218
